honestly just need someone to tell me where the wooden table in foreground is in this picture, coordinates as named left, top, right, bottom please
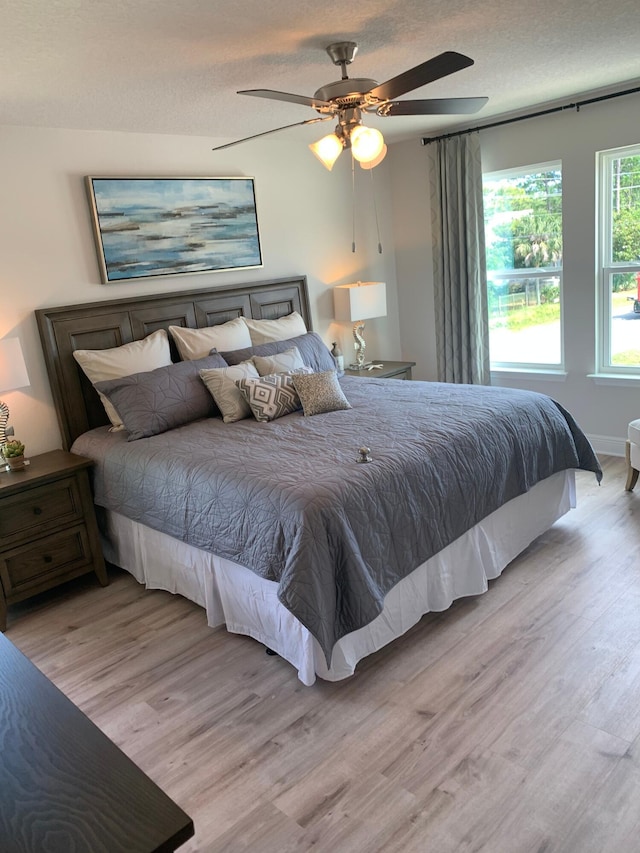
left=0, top=633, right=194, bottom=853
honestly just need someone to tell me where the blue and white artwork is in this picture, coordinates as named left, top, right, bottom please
left=86, top=177, right=263, bottom=283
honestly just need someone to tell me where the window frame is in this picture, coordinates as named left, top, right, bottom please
left=483, top=160, right=564, bottom=372
left=597, top=143, right=640, bottom=376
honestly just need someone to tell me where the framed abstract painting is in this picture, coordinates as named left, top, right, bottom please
left=85, top=176, right=263, bottom=283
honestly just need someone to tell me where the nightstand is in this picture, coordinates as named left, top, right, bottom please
left=343, top=360, right=416, bottom=380
left=0, top=449, right=108, bottom=631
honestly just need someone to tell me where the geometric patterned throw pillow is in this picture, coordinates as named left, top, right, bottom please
left=236, top=368, right=311, bottom=422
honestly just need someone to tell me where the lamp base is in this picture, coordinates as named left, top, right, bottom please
left=353, top=321, right=366, bottom=368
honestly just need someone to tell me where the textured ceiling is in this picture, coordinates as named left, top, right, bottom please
left=2, top=0, right=640, bottom=147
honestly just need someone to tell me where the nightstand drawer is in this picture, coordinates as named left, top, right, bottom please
left=0, top=477, right=83, bottom=542
left=0, top=525, right=92, bottom=595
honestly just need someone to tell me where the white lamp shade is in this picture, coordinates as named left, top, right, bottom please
left=333, top=281, right=387, bottom=322
left=0, top=338, right=30, bottom=393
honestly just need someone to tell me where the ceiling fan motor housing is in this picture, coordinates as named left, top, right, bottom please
left=313, top=78, right=379, bottom=111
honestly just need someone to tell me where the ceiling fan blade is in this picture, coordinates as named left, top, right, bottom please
left=368, top=52, right=474, bottom=103
left=378, top=97, right=488, bottom=117
left=211, top=116, right=332, bottom=152
left=238, top=89, right=333, bottom=110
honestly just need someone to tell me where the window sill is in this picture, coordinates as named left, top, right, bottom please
left=491, top=367, right=567, bottom=383
left=588, top=373, right=640, bottom=387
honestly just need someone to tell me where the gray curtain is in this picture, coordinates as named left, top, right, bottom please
left=428, top=133, right=490, bottom=384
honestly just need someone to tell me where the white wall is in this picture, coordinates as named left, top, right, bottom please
left=0, top=125, right=401, bottom=455
left=389, top=91, right=640, bottom=454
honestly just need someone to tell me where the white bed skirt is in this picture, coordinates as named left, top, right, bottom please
left=100, top=470, right=575, bottom=686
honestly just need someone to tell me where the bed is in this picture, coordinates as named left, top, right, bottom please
left=36, top=275, right=602, bottom=685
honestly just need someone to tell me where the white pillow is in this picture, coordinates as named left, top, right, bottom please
left=169, top=318, right=252, bottom=361
left=199, top=362, right=260, bottom=423
left=73, top=329, right=172, bottom=428
left=251, top=347, right=306, bottom=376
left=242, top=311, right=307, bottom=345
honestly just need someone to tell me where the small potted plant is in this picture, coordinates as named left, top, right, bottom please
left=3, top=439, right=26, bottom=471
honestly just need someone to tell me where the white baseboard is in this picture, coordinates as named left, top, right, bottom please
left=587, top=434, right=626, bottom=458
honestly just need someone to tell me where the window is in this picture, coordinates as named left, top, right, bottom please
left=597, top=145, right=640, bottom=374
left=482, top=163, right=563, bottom=370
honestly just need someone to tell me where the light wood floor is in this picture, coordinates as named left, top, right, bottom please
left=6, top=455, right=640, bottom=852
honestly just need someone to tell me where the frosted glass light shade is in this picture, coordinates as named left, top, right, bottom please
left=0, top=338, right=30, bottom=393
left=360, top=143, right=387, bottom=170
left=333, top=281, right=387, bottom=322
left=309, top=133, right=344, bottom=170
left=350, top=125, right=385, bottom=164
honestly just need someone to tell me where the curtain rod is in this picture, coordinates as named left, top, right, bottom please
left=421, top=84, right=640, bottom=146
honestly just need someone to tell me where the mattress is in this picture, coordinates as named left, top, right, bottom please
left=74, top=377, right=600, bottom=665
left=99, top=469, right=575, bottom=685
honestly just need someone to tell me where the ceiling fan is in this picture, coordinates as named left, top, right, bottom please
left=213, top=42, right=488, bottom=169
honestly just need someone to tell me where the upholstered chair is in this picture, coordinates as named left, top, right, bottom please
left=625, top=419, right=640, bottom=491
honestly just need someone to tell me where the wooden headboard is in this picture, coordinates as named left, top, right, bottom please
left=36, top=275, right=311, bottom=450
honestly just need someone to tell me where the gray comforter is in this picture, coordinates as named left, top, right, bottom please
left=72, top=378, right=602, bottom=665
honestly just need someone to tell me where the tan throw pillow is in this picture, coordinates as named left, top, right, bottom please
left=169, top=318, right=252, bottom=361
left=73, top=329, right=172, bottom=428
left=242, top=311, right=307, bottom=345
left=291, top=370, right=352, bottom=417
left=199, top=362, right=260, bottom=423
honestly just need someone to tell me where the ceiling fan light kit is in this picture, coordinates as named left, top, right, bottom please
left=309, top=117, right=386, bottom=170
left=215, top=41, right=487, bottom=170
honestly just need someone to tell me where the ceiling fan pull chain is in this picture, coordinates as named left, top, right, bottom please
left=352, top=155, right=357, bottom=253
left=370, top=168, right=383, bottom=254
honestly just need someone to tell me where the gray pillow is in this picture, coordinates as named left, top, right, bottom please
left=219, top=332, right=340, bottom=375
left=291, top=370, right=352, bottom=417
left=95, top=352, right=228, bottom=440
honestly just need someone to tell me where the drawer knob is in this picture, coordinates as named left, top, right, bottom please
left=43, top=555, right=53, bottom=564
left=33, top=507, right=42, bottom=516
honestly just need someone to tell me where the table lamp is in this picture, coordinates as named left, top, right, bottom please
left=333, top=281, right=387, bottom=368
left=0, top=337, right=30, bottom=449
